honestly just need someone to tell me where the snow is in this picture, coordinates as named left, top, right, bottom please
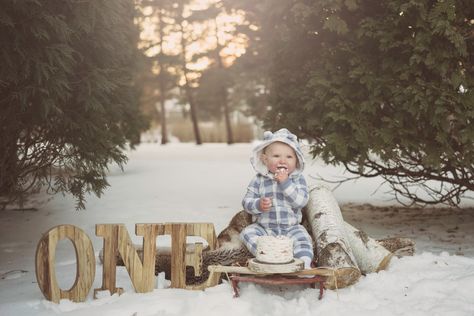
left=1, top=143, right=474, bottom=316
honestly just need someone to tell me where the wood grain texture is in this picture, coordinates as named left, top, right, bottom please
left=35, top=225, right=95, bottom=303
left=164, top=223, right=218, bottom=289
left=95, top=223, right=163, bottom=295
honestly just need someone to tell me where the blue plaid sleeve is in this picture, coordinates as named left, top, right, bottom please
left=279, top=175, right=309, bottom=208
left=242, top=176, right=262, bottom=215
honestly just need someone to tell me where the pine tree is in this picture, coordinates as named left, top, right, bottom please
left=264, top=0, right=474, bottom=205
left=0, top=1, right=146, bottom=209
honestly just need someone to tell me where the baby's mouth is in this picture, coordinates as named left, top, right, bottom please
left=277, top=166, right=288, bottom=171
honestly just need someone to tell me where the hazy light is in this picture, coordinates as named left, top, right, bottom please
left=137, top=0, right=250, bottom=79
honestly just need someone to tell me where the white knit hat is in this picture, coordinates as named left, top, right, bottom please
left=250, top=128, right=305, bottom=177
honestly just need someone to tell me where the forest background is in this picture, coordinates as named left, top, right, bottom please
left=0, top=0, right=473, bottom=210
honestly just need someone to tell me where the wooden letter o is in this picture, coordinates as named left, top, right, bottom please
left=35, top=225, right=95, bottom=303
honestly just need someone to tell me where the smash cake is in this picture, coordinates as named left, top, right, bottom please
left=256, top=235, right=294, bottom=264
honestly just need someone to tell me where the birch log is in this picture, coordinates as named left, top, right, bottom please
left=304, top=186, right=361, bottom=289
left=344, top=222, right=393, bottom=274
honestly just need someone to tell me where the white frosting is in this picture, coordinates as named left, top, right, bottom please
left=256, top=236, right=294, bottom=264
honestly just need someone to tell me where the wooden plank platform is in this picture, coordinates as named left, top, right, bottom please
left=207, top=265, right=334, bottom=299
left=208, top=265, right=335, bottom=276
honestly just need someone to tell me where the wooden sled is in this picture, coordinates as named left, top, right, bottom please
left=208, top=265, right=335, bottom=299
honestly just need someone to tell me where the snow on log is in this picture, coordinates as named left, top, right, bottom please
left=344, top=222, right=393, bottom=274
left=304, top=185, right=361, bottom=289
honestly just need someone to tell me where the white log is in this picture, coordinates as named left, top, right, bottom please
left=304, top=185, right=361, bottom=289
left=344, top=222, right=393, bottom=274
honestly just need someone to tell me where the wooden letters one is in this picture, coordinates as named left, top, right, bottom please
left=35, top=222, right=218, bottom=303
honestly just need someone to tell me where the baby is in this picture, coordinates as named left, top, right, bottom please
left=240, top=128, right=313, bottom=269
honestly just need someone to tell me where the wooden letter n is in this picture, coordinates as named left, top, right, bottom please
left=95, top=223, right=162, bottom=296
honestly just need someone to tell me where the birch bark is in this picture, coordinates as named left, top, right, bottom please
left=344, top=222, right=393, bottom=274
left=303, top=185, right=361, bottom=288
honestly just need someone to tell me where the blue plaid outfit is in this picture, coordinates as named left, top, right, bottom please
left=240, top=129, right=314, bottom=265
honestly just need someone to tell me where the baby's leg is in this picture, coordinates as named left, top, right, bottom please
left=240, top=223, right=268, bottom=256
left=287, top=225, right=314, bottom=269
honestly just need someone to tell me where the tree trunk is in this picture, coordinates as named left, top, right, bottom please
left=221, top=86, right=233, bottom=145
left=214, top=20, right=233, bottom=145
left=178, top=11, right=201, bottom=145
left=158, top=9, right=168, bottom=145
left=159, top=87, right=168, bottom=145
left=304, top=185, right=361, bottom=289
left=185, top=86, right=202, bottom=145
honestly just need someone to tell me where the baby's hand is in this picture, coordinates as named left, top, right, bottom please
left=259, top=197, right=272, bottom=212
left=274, top=168, right=289, bottom=183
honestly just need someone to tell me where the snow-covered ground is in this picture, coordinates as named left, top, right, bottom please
left=1, top=143, right=473, bottom=316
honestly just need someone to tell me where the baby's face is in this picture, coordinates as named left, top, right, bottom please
left=261, top=142, right=297, bottom=175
